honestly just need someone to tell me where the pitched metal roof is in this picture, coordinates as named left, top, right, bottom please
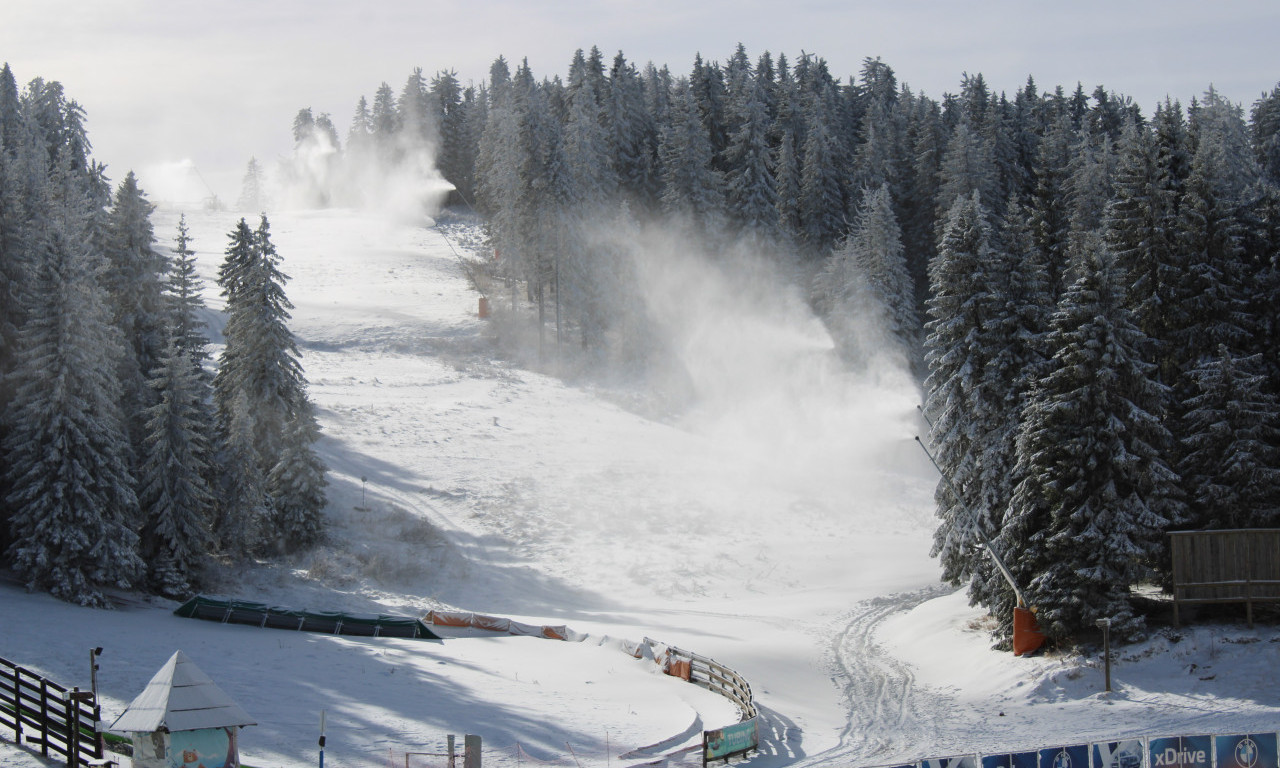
left=110, top=651, right=256, bottom=733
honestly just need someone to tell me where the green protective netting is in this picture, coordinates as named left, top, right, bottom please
left=174, top=596, right=441, bottom=640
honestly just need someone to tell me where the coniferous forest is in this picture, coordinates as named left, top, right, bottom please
left=0, top=64, right=327, bottom=607
left=316, top=45, right=1278, bottom=644
left=7, top=41, right=1280, bottom=648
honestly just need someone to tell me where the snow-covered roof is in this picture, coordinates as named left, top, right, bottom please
left=110, top=651, right=255, bottom=733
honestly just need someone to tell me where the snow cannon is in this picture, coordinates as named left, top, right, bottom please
left=1012, top=604, right=1045, bottom=656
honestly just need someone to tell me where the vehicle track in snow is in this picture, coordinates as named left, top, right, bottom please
left=798, top=585, right=956, bottom=768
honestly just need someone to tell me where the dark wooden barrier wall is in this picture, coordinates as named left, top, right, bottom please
left=1170, top=529, right=1280, bottom=626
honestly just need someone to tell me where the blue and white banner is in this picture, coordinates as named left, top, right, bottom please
left=923, top=755, right=977, bottom=768
left=982, top=751, right=1039, bottom=768
left=1094, top=739, right=1146, bottom=768
left=1150, top=735, right=1212, bottom=768
left=1039, top=744, right=1089, bottom=768
left=1216, top=734, right=1278, bottom=768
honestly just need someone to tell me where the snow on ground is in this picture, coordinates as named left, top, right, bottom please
left=4, top=205, right=1279, bottom=768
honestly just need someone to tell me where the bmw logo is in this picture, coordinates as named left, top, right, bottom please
left=1236, top=738, right=1259, bottom=768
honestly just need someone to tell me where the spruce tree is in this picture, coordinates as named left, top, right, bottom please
left=923, top=192, right=1014, bottom=604
left=799, top=100, right=845, bottom=254
left=139, top=336, right=215, bottom=597
left=813, top=184, right=916, bottom=362
left=213, top=215, right=325, bottom=553
left=1010, top=247, right=1182, bottom=641
left=168, top=214, right=212, bottom=370
left=1178, top=348, right=1280, bottom=529
left=4, top=160, right=143, bottom=605
left=722, top=78, right=780, bottom=247
left=103, top=171, right=170, bottom=464
left=266, top=398, right=328, bottom=552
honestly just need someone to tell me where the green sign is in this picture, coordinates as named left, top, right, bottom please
left=705, top=719, right=759, bottom=762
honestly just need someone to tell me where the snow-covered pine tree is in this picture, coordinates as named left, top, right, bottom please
left=923, top=191, right=1019, bottom=609
left=659, top=79, right=725, bottom=241
left=1253, top=83, right=1280, bottom=186
left=900, top=93, right=945, bottom=309
left=168, top=214, right=212, bottom=371
left=1029, top=109, right=1075, bottom=295
left=1167, top=97, right=1254, bottom=405
left=215, top=218, right=303, bottom=462
left=215, top=215, right=324, bottom=552
left=266, top=397, right=328, bottom=553
left=722, top=77, right=780, bottom=248
left=690, top=54, right=729, bottom=172
left=1010, top=246, right=1182, bottom=641
left=1060, top=123, right=1116, bottom=287
left=103, top=171, right=170, bottom=464
left=211, top=390, right=270, bottom=555
left=430, top=69, right=467, bottom=202
left=1178, top=347, right=1280, bottom=529
left=0, top=63, right=20, bottom=152
left=398, top=67, right=437, bottom=151
left=3, top=155, right=144, bottom=606
left=560, top=69, right=617, bottom=349
left=606, top=52, right=657, bottom=209
left=138, top=335, right=215, bottom=598
left=813, top=184, right=916, bottom=365
left=935, top=114, right=999, bottom=237
left=238, top=156, right=264, bottom=212
left=799, top=99, right=846, bottom=254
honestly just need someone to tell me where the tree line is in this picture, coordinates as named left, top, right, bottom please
left=0, top=64, right=327, bottom=606
left=307, top=44, right=1280, bottom=643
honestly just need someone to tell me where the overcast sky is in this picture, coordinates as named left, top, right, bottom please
left=2, top=0, right=1278, bottom=203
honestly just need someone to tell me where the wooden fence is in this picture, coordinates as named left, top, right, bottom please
left=1170, top=529, right=1280, bottom=627
left=0, top=655, right=107, bottom=767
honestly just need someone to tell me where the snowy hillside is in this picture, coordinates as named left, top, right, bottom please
left=4, top=206, right=1280, bottom=768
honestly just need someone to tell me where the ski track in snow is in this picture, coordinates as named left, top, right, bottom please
left=803, top=586, right=954, bottom=767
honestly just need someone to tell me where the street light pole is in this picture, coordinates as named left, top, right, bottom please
left=89, top=647, right=102, bottom=701
left=1095, top=618, right=1111, bottom=692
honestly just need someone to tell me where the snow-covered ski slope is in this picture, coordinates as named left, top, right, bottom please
left=4, top=206, right=1280, bottom=768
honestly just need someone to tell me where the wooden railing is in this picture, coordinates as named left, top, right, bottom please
left=0, top=656, right=107, bottom=767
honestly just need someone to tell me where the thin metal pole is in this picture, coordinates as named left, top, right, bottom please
left=319, top=709, right=326, bottom=768
left=1102, top=623, right=1112, bottom=692
left=914, top=436, right=1027, bottom=609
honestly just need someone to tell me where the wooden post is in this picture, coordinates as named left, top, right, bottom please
left=93, top=702, right=104, bottom=761
left=67, top=687, right=80, bottom=768
left=13, top=665, right=24, bottom=745
left=40, top=678, right=50, bottom=758
left=1246, top=576, right=1254, bottom=628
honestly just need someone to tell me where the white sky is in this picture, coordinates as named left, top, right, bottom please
left=2, top=0, right=1278, bottom=201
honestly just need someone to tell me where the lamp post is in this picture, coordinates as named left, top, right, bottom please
left=1095, top=618, right=1111, bottom=692
left=89, top=647, right=102, bottom=701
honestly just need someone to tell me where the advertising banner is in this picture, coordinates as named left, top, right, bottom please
left=1216, top=734, right=1279, bottom=768
left=982, top=751, right=1038, bottom=768
left=1150, top=736, right=1212, bottom=768
left=704, top=719, right=758, bottom=762
left=923, top=756, right=977, bottom=768
left=1039, top=745, right=1089, bottom=768
left=1094, top=740, right=1146, bottom=768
